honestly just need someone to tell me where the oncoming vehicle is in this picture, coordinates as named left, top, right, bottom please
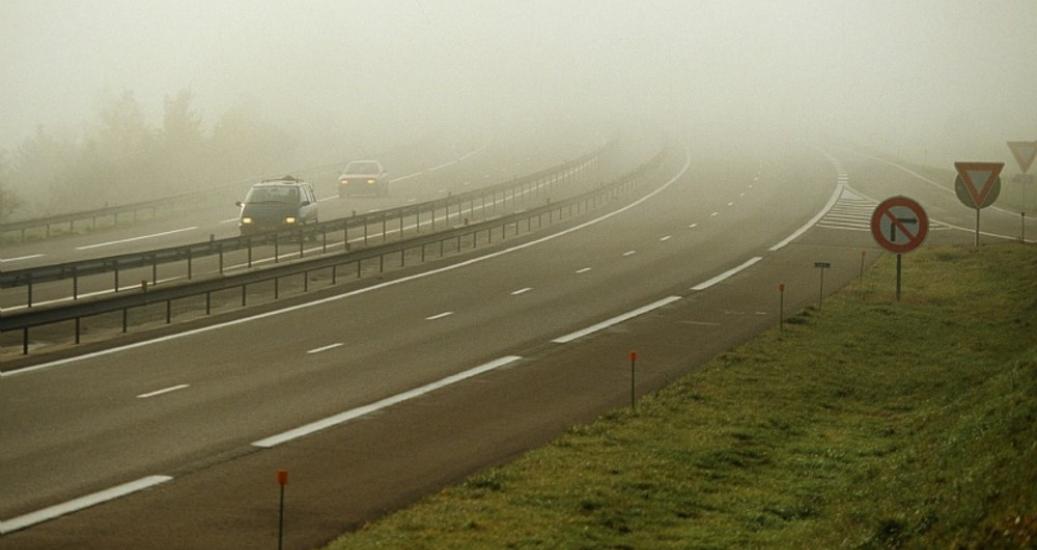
left=339, top=160, right=389, bottom=198
left=236, top=176, right=318, bottom=235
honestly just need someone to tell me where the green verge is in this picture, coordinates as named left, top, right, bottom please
left=326, top=243, right=1037, bottom=549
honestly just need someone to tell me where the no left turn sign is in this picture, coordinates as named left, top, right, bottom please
left=870, top=196, right=929, bottom=254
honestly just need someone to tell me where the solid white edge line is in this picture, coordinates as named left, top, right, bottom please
left=691, top=256, right=764, bottom=291
left=0, top=475, right=172, bottom=535
left=75, top=226, right=199, bottom=251
left=552, top=296, right=682, bottom=344
left=0, top=150, right=692, bottom=378
left=768, top=183, right=843, bottom=251
left=307, top=342, right=344, bottom=354
left=136, top=384, right=189, bottom=399
left=252, top=356, right=522, bottom=448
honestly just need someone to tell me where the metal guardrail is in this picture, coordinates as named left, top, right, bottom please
left=0, top=136, right=443, bottom=242
left=0, top=145, right=608, bottom=303
left=0, top=148, right=665, bottom=356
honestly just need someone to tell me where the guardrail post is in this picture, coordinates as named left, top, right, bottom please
left=303, top=270, right=309, bottom=292
left=187, top=248, right=193, bottom=279
left=205, top=291, right=211, bottom=314
left=400, top=249, right=405, bottom=267
left=363, top=220, right=368, bottom=246
left=242, top=284, right=247, bottom=306
left=72, top=266, right=79, bottom=300
left=472, top=231, right=476, bottom=248
left=382, top=212, right=387, bottom=242
left=439, top=239, right=444, bottom=257
left=23, top=327, right=28, bottom=354
left=357, top=260, right=361, bottom=278
left=344, top=221, right=349, bottom=246
left=431, top=204, right=436, bottom=230
left=488, top=226, right=492, bottom=244
left=298, top=230, right=304, bottom=258
left=75, top=317, right=81, bottom=344
left=379, top=254, right=384, bottom=273
left=122, top=308, right=128, bottom=332
left=416, top=208, right=421, bottom=234
left=152, top=255, right=158, bottom=284
left=274, top=277, right=279, bottom=299
left=421, top=244, right=426, bottom=263
left=274, top=234, right=280, bottom=263
left=322, top=229, right=327, bottom=253
left=399, top=211, right=404, bottom=240
left=248, top=238, right=253, bottom=268
left=166, top=300, right=172, bottom=323
left=114, top=262, right=120, bottom=293
left=332, top=264, right=337, bottom=284
left=219, top=243, right=224, bottom=274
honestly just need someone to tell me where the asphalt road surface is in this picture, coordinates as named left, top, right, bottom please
left=0, top=144, right=1025, bottom=548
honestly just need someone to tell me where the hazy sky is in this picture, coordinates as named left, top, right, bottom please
left=2, top=0, right=1035, bottom=163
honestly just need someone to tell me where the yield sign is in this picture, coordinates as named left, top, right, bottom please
left=954, top=162, right=1003, bottom=209
left=1007, top=141, right=1037, bottom=173
left=870, top=196, right=929, bottom=254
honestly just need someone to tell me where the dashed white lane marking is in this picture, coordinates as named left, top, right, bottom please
left=389, top=171, right=424, bottom=184
left=1, top=151, right=692, bottom=377
left=366, top=208, right=381, bottom=213
left=76, top=226, right=199, bottom=251
left=691, top=257, right=764, bottom=291
left=307, top=342, right=344, bottom=354
left=622, top=250, right=637, bottom=257
left=0, top=475, right=173, bottom=535
left=576, top=267, right=592, bottom=274
left=552, top=296, right=683, bottom=344
left=688, top=223, right=698, bottom=229
left=425, top=311, right=454, bottom=320
left=252, top=356, right=523, bottom=448
left=748, top=184, right=753, bottom=189
left=739, top=192, right=745, bottom=198
left=659, top=235, right=672, bottom=242
left=429, top=159, right=459, bottom=172
left=136, top=384, right=190, bottom=399
left=510, top=287, right=533, bottom=295
left=0, top=254, right=45, bottom=263
left=406, top=198, right=417, bottom=203
left=727, top=201, right=734, bottom=206
left=710, top=212, right=719, bottom=217
left=219, top=217, right=239, bottom=224
left=317, top=196, right=338, bottom=203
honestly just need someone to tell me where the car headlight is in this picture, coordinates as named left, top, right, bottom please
left=367, top=179, right=375, bottom=184
left=241, top=217, right=253, bottom=224
left=285, top=216, right=297, bottom=224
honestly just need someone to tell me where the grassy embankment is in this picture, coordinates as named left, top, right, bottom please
left=327, top=243, right=1037, bottom=549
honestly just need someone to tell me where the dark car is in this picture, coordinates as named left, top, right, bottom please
left=236, top=176, right=318, bottom=235
left=338, top=160, right=389, bottom=197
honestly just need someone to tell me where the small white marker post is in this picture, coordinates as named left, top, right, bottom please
left=814, top=262, right=831, bottom=309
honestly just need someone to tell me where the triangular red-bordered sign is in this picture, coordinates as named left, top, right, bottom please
left=954, top=162, right=1003, bottom=207
left=1007, top=141, right=1037, bottom=173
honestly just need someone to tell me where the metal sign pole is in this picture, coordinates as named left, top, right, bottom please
left=975, top=207, right=981, bottom=248
left=896, top=254, right=902, bottom=302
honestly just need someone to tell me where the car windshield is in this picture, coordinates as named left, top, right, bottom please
left=245, top=186, right=299, bottom=204
left=344, top=162, right=380, bottom=175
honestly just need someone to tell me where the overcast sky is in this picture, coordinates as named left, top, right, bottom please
left=2, top=0, right=1035, bottom=163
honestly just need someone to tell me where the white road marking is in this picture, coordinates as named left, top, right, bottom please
left=681, top=320, right=722, bottom=326
left=252, top=356, right=523, bottom=448
left=727, top=201, right=734, bottom=206
left=76, top=226, right=199, bottom=251
left=426, top=311, right=454, bottom=320
left=0, top=475, right=173, bottom=535
left=366, top=208, right=381, bottom=213
left=1, top=151, right=693, bottom=377
left=576, top=267, right=592, bottom=274
left=510, top=287, right=533, bottom=295
left=768, top=183, right=842, bottom=251
left=389, top=171, right=424, bottom=184
left=688, top=223, right=698, bottom=229
left=739, top=192, right=745, bottom=198
left=0, top=254, right=45, bottom=263
left=136, top=384, right=189, bottom=399
left=691, top=257, right=764, bottom=291
left=748, top=184, right=753, bottom=189
left=406, top=198, right=417, bottom=203
left=219, top=217, right=239, bottom=224
left=659, top=235, right=672, bottom=242
left=622, top=250, right=637, bottom=257
left=429, top=159, right=458, bottom=172
left=307, top=342, right=344, bottom=354
left=710, top=212, right=719, bottom=217
left=552, top=296, right=682, bottom=344
left=317, top=196, right=338, bottom=203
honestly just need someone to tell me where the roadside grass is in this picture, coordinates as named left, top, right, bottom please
left=326, top=243, right=1037, bottom=549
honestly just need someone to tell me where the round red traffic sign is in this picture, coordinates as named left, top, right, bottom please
left=870, top=196, right=929, bottom=254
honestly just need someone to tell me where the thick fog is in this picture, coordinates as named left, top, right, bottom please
left=2, top=0, right=1035, bottom=216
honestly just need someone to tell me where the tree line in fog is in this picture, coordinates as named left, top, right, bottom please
left=0, top=90, right=296, bottom=222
